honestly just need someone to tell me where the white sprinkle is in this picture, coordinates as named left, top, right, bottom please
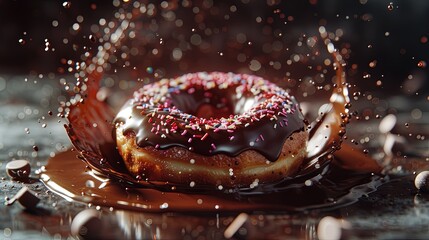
left=224, top=213, right=249, bottom=239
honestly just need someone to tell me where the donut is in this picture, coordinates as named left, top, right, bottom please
left=114, top=72, right=307, bottom=188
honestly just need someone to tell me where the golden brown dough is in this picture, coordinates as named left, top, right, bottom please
left=116, top=126, right=307, bottom=188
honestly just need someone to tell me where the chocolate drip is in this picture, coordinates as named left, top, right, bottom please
left=114, top=72, right=305, bottom=161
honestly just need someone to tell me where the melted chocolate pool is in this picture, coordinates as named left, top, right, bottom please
left=40, top=149, right=383, bottom=212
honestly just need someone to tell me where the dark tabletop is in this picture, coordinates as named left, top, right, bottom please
left=0, top=74, right=428, bottom=239
left=1, top=1, right=429, bottom=239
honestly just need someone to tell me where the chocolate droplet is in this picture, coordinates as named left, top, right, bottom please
left=71, top=209, right=102, bottom=239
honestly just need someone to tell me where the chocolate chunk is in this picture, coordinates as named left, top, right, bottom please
left=71, top=209, right=102, bottom=239
left=415, top=171, right=429, bottom=192
left=12, top=186, right=40, bottom=209
left=6, top=159, right=31, bottom=180
left=317, top=216, right=342, bottom=240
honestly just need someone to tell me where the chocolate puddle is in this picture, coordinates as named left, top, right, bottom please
left=41, top=149, right=383, bottom=212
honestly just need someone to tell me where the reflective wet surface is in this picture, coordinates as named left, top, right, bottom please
left=1, top=0, right=429, bottom=239
left=40, top=149, right=383, bottom=213
left=1, top=75, right=428, bottom=239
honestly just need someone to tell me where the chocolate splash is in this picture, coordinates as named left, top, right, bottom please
left=40, top=27, right=384, bottom=212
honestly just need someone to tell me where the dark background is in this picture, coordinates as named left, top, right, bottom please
left=0, top=2, right=428, bottom=239
left=0, top=0, right=428, bottom=94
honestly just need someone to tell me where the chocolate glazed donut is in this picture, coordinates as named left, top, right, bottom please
left=114, top=72, right=307, bottom=188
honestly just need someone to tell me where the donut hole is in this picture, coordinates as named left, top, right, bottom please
left=170, top=87, right=258, bottom=119
left=195, top=104, right=231, bottom=119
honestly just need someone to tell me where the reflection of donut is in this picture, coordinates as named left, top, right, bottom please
left=114, top=72, right=307, bottom=188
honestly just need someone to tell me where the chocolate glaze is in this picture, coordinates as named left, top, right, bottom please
left=114, top=72, right=305, bottom=161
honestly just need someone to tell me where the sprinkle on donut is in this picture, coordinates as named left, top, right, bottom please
left=114, top=72, right=306, bottom=161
